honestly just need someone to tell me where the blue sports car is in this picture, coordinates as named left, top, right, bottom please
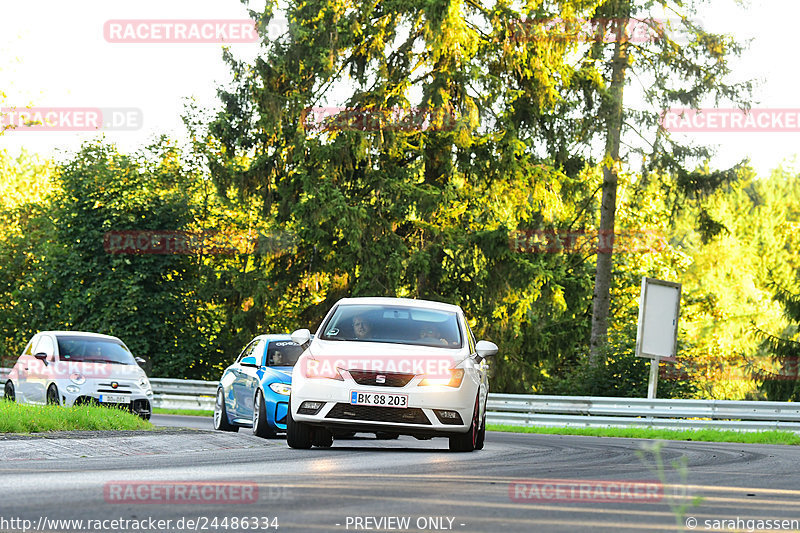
left=213, top=334, right=304, bottom=437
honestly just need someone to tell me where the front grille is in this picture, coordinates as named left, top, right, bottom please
left=325, top=403, right=431, bottom=425
left=348, top=370, right=415, bottom=387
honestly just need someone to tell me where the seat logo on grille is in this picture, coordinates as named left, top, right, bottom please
left=376, top=375, right=386, bottom=384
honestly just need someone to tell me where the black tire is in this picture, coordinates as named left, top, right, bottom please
left=312, top=428, right=333, bottom=448
left=449, top=394, right=479, bottom=452
left=213, top=389, right=239, bottom=432
left=4, top=381, right=15, bottom=402
left=375, top=432, right=399, bottom=440
left=46, top=384, right=60, bottom=406
left=474, top=414, right=486, bottom=451
left=286, top=399, right=313, bottom=449
left=252, top=389, right=275, bottom=438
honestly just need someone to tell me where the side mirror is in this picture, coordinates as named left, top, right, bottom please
left=475, top=340, right=498, bottom=362
left=135, top=357, right=146, bottom=365
left=33, top=352, right=49, bottom=363
left=291, top=329, right=312, bottom=347
left=240, top=356, right=258, bottom=368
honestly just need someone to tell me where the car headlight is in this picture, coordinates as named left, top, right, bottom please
left=269, top=383, right=292, bottom=395
left=69, top=373, right=86, bottom=385
left=419, top=368, right=464, bottom=388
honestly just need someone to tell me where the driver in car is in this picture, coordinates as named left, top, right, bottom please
left=352, top=315, right=372, bottom=340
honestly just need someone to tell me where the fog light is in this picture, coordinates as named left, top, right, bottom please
left=298, top=401, right=325, bottom=415
left=66, top=385, right=80, bottom=394
left=433, top=409, right=463, bottom=425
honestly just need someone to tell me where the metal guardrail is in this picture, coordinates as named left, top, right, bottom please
left=485, top=394, right=800, bottom=432
left=3, top=369, right=800, bottom=432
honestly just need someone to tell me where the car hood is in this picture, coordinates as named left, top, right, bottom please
left=270, top=366, right=294, bottom=379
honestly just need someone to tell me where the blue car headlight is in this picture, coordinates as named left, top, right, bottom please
left=268, top=383, right=291, bottom=396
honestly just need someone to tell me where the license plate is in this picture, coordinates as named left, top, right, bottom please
left=99, top=394, right=130, bottom=404
left=350, top=391, right=408, bottom=408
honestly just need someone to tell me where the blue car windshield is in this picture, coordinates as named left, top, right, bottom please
left=320, top=304, right=463, bottom=348
left=266, top=341, right=303, bottom=366
left=56, top=336, right=137, bottom=365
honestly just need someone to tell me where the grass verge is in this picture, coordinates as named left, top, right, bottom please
left=0, top=400, right=152, bottom=433
left=153, top=407, right=213, bottom=417
left=487, top=424, right=800, bottom=445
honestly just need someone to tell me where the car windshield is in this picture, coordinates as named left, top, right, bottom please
left=320, top=304, right=462, bottom=348
left=266, top=341, right=303, bottom=366
left=56, top=336, right=137, bottom=365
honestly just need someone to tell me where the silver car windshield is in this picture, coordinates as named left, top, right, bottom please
left=56, top=336, right=137, bottom=365
left=320, top=304, right=462, bottom=349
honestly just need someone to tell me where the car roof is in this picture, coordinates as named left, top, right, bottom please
left=253, top=334, right=295, bottom=341
left=333, top=297, right=462, bottom=313
left=38, top=331, right=122, bottom=341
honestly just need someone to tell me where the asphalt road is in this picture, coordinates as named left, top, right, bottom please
left=2, top=416, right=800, bottom=533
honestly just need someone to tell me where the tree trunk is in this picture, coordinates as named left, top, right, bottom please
left=590, top=15, right=630, bottom=363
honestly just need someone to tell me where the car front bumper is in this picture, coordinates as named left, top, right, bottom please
left=291, top=376, right=477, bottom=436
left=60, top=379, right=152, bottom=416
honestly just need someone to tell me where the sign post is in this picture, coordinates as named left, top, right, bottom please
left=635, top=277, right=682, bottom=399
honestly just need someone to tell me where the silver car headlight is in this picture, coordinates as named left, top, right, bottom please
left=269, top=383, right=291, bottom=396
left=70, top=373, right=86, bottom=385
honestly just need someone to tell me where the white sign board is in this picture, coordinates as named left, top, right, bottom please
left=635, top=277, right=681, bottom=359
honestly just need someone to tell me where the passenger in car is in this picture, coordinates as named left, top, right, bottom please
left=419, top=324, right=448, bottom=345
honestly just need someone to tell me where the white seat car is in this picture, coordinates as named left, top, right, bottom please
left=287, top=297, right=497, bottom=451
left=3, top=331, right=153, bottom=419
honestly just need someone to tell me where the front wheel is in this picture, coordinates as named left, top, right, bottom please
left=286, top=399, right=313, bottom=449
left=213, top=389, right=238, bottom=432
left=4, top=381, right=15, bottom=402
left=252, top=389, right=275, bottom=438
left=46, top=384, right=60, bottom=406
left=449, top=395, right=479, bottom=452
left=312, top=428, right=333, bottom=448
